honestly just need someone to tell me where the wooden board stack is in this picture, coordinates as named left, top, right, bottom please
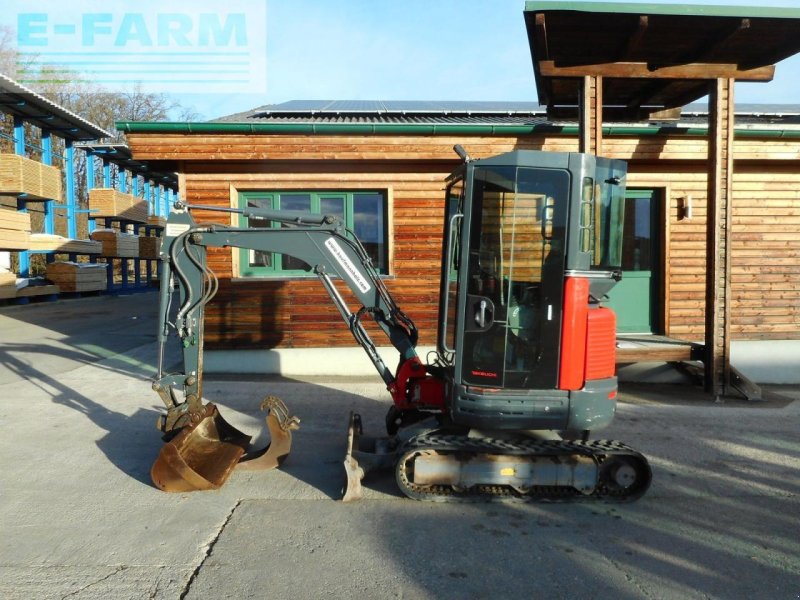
left=46, top=262, right=108, bottom=292
left=28, top=234, right=102, bottom=254
left=89, top=188, right=148, bottom=223
left=0, top=271, right=18, bottom=299
left=0, top=154, right=63, bottom=201
left=139, top=236, right=161, bottom=259
left=90, top=230, right=139, bottom=257
left=0, top=209, right=31, bottom=250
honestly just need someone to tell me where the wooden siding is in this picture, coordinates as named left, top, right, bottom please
left=628, top=163, right=800, bottom=340
left=126, top=130, right=800, bottom=349
left=184, top=161, right=455, bottom=349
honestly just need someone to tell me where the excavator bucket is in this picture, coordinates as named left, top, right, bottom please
left=151, top=397, right=299, bottom=492
left=238, top=396, right=300, bottom=471
left=151, top=403, right=250, bottom=492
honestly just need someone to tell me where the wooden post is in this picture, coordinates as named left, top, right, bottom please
left=704, top=78, right=735, bottom=397
left=578, top=75, right=604, bottom=156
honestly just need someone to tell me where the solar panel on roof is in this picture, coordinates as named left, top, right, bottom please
left=255, top=99, right=544, bottom=115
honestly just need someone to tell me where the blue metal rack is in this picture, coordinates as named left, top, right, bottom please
left=0, top=75, right=178, bottom=302
left=80, top=144, right=179, bottom=294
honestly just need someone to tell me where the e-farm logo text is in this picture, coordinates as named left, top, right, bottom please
left=8, top=1, right=267, bottom=93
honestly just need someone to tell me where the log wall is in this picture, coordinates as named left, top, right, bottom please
left=125, top=130, right=800, bottom=347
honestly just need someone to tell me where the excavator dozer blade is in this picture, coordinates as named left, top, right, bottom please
left=151, top=403, right=251, bottom=493
left=342, top=412, right=365, bottom=502
left=237, top=396, right=300, bottom=471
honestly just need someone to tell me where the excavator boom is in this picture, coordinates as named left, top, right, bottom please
left=151, top=202, right=436, bottom=492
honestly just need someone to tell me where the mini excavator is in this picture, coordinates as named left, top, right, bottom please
left=150, top=148, right=652, bottom=501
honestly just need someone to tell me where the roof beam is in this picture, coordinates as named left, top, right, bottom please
left=531, top=13, right=552, bottom=105
left=687, top=18, right=750, bottom=65
left=538, top=61, right=774, bottom=81
left=618, top=15, right=649, bottom=61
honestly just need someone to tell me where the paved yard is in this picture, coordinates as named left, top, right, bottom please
left=1, top=294, right=798, bottom=599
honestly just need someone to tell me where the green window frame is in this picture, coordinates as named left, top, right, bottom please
left=238, top=190, right=389, bottom=277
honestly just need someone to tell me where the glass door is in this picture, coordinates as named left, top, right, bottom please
left=606, top=188, right=659, bottom=334
left=460, top=166, right=569, bottom=389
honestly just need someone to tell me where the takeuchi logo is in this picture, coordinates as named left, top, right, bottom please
left=471, top=370, right=498, bottom=378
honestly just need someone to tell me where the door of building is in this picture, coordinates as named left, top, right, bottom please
left=606, top=188, right=660, bottom=334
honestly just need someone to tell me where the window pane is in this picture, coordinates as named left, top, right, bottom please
left=621, top=196, right=653, bottom=271
left=320, top=196, right=346, bottom=220
left=353, top=193, right=386, bottom=271
left=280, top=194, right=312, bottom=212
left=279, top=194, right=313, bottom=271
left=247, top=196, right=272, bottom=268
left=591, top=166, right=625, bottom=270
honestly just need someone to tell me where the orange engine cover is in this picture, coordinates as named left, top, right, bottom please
left=558, top=277, right=589, bottom=390
left=585, top=307, right=616, bottom=380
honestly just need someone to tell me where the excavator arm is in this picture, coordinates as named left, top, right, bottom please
left=150, top=202, right=441, bottom=492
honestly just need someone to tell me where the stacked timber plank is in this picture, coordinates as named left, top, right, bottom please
left=28, top=233, right=102, bottom=254
left=0, top=209, right=31, bottom=250
left=46, top=262, right=107, bottom=292
left=89, top=188, right=148, bottom=223
left=0, top=271, right=19, bottom=299
left=90, top=229, right=139, bottom=257
left=0, top=273, right=59, bottom=299
left=16, top=281, right=59, bottom=298
left=148, top=215, right=167, bottom=228
left=0, top=154, right=63, bottom=201
left=138, top=236, right=161, bottom=259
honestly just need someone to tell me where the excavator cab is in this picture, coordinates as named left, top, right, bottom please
left=438, top=150, right=627, bottom=433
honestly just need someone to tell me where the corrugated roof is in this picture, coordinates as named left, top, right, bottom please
left=255, top=100, right=544, bottom=114
left=213, top=100, right=546, bottom=123
left=0, top=74, right=111, bottom=141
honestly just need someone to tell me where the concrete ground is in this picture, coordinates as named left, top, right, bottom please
left=0, top=293, right=798, bottom=600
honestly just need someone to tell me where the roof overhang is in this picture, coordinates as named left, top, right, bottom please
left=0, top=74, right=111, bottom=141
left=76, top=142, right=178, bottom=187
left=524, top=2, right=800, bottom=120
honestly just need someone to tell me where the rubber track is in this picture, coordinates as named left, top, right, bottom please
left=395, top=433, right=652, bottom=503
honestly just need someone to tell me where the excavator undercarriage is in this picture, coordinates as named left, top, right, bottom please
left=150, top=148, right=652, bottom=501
left=343, top=412, right=651, bottom=502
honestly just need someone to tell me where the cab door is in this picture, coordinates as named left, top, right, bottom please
left=457, top=165, right=570, bottom=390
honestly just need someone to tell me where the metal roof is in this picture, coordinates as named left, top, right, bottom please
left=206, top=100, right=800, bottom=128
left=118, top=100, right=800, bottom=140
left=76, top=143, right=178, bottom=188
left=213, top=100, right=545, bottom=124
left=254, top=100, right=544, bottom=114
left=0, top=74, right=111, bottom=141
left=524, top=2, right=800, bottom=119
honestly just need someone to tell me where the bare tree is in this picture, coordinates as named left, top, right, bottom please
left=0, top=25, right=198, bottom=132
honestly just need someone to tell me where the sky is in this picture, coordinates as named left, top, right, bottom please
left=160, top=0, right=800, bottom=119
left=6, top=0, right=800, bottom=120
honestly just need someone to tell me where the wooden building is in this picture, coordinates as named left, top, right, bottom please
left=119, top=101, right=800, bottom=378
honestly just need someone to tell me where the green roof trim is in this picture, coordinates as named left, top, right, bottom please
left=523, top=1, right=800, bottom=19
left=116, top=120, right=800, bottom=139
